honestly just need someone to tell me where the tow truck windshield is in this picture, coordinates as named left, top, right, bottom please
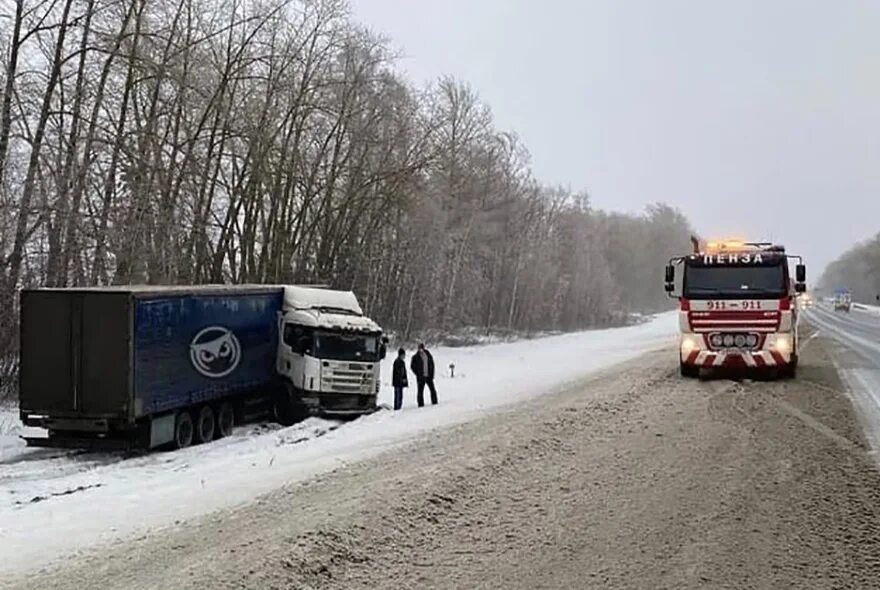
left=684, top=263, right=787, bottom=299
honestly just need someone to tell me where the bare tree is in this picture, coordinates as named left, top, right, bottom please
left=0, top=0, right=697, bottom=403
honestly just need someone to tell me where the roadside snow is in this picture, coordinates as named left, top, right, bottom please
left=853, top=303, right=880, bottom=316
left=1, top=408, right=46, bottom=463
left=0, top=312, right=677, bottom=575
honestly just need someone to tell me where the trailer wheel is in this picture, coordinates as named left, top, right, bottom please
left=173, top=411, right=194, bottom=449
left=216, top=402, right=235, bottom=438
left=195, top=405, right=215, bottom=444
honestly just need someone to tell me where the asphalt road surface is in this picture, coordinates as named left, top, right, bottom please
left=10, top=322, right=880, bottom=590
left=805, top=303, right=880, bottom=453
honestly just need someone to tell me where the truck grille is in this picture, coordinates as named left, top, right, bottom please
left=689, top=311, right=780, bottom=333
left=322, top=363, right=375, bottom=394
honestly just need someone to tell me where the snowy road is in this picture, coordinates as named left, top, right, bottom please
left=0, top=314, right=677, bottom=577
left=805, top=304, right=880, bottom=453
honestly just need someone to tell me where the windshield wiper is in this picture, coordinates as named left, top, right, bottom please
left=316, top=306, right=358, bottom=316
left=687, top=286, right=783, bottom=295
left=736, top=288, right=784, bottom=295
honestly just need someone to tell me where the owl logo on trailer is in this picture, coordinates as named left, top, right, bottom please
left=189, top=326, right=242, bottom=378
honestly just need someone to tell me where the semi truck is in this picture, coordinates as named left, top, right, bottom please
left=18, top=285, right=386, bottom=450
left=664, top=239, right=806, bottom=379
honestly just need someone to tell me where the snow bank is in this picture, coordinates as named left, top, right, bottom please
left=0, top=408, right=19, bottom=456
left=0, top=408, right=37, bottom=463
left=853, top=303, right=880, bottom=317
left=0, top=312, right=677, bottom=575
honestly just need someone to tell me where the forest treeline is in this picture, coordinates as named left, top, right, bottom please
left=818, top=233, right=880, bottom=303
left=0, top=0, right=695, bottom=399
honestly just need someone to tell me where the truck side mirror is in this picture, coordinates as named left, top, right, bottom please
left=795, top=264, right=806, bottom=283
left=795, top=283, right=806, bottom=293
left=664, top=265, right=675, bottom=294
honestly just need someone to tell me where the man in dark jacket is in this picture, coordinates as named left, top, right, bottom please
left=410, top=343, right=438, bottom=407
left=392, top=348, right=408, bottom=411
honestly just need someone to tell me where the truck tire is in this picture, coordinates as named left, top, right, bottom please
left=274, top=384, right=307, bottom=427
left=274, top=398, right=297, bottom=427
left=680, top=362, right=699, bottom=378
left=195, top=405, right=215, bottom=444
left=780, top=356, right=798, bottom=380
left=173, top=411, right=194, bottom=449
left=216, top=402, right=235, bottom=438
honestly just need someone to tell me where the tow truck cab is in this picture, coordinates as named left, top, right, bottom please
left=664, top=240, right=806, bottom=378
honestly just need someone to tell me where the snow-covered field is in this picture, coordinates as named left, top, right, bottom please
left=0, top=312, right=676, bottom=575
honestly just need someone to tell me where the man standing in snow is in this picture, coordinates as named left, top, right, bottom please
left=410, top=343, right=438, bottom=407
left=392, top=348, right=408, bottom=411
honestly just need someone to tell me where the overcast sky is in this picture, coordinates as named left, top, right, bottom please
left=349, top=0, right=880, bottom=276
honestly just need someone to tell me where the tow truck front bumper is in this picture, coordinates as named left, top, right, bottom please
left=679, top=333, right=794, bottom=370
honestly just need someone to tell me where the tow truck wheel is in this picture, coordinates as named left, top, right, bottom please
left=195, top=405, right=215, bottom=444
left=680, top=362, right=700, bottom=378
left=215, top=402, right=235, bottom=438
left=780, top=355, right=798, bottom=380
left=173, top=411, right=194, bottom=450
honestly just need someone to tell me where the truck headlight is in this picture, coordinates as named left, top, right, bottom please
left=774, top=334, right=792, bottom=354
left=681, top=336, right=698, bottom=354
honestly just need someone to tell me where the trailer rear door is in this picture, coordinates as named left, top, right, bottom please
left=20, top=291, right=132, bottom=418
left=80, top=292, right=131, bottom=415
left=20, top=291, right=74, bottom=413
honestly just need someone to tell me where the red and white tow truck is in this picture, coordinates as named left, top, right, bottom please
left=664, top=239, right=806, bottom=378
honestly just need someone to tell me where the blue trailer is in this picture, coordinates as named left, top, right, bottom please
left=19, top=286, right=285, bottom=450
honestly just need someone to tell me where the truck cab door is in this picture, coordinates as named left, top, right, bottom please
left=280, top=322, right=310, bottom=390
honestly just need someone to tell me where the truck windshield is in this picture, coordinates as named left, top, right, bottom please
left=684, top=264, right=786, bottom=299
left=314, top=332, right=379, bottom=362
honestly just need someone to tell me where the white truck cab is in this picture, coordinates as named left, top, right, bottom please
left=276, top=286, right=386, bottom=419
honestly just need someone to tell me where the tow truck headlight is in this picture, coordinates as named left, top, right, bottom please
left=745, top=334, right=759, bottom=348
left=723, top=334, right=735, bottom=347
left=773, top=334, right=792, bottom=354
left=681, top=336, right=698, bottom=354
left=710, top=334, right=724, bottom=347
left=734, top=334, right=746, bottom=348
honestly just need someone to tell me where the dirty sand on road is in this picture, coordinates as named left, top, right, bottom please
left=11, top=335, right=880, bottom=589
